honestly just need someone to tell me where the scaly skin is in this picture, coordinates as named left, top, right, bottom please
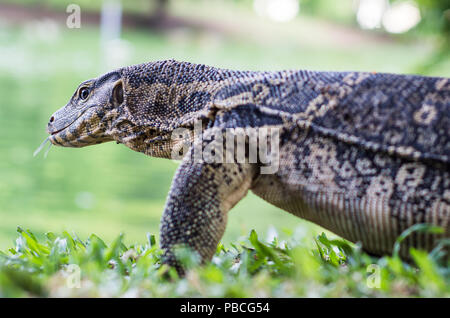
left=46, top=60, right=449, bottom=271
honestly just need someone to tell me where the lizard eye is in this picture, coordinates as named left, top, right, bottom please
left=79, top=87, right=90, bottom=100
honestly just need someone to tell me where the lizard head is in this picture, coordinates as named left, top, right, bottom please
left=47, top=71, right=124, bottom=147
left=44, top=61, right=212, bottom=159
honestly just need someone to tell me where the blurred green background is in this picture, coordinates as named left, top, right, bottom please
left=0, top=0, right=449, bottom=250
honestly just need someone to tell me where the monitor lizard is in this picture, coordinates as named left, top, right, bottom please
left=42, top=60, right=449, bottom=271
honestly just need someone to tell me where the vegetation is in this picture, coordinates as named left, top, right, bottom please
left=0, top=227, right=448, bottom=297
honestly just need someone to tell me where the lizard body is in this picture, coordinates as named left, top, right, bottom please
left=45, top=60, right=449, bottom=268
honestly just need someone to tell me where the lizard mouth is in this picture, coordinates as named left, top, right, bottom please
left=47, top=119, right=76, bottom=136
left=47, top=106, right=94, bottom=136
left=50, top=125, right=69, bottom=135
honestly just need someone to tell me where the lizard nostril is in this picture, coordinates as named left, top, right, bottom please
left=49, top=116, right=54, bottom=123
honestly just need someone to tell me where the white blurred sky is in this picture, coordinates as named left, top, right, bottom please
left=253, top=0, right=421, bottom=34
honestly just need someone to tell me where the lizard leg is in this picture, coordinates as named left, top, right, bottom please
left=159, top=150, right=256, bottom=273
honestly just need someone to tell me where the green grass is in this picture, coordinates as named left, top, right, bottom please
left=0, top=227, right=448, bottom=297
left=0, top=1, right=449, bottom=297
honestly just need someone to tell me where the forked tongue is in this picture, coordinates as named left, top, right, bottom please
left=33, top=136, right=52, bottom=158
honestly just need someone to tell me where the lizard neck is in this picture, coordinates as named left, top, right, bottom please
left=119, top=60, right=250, bottom=130
left=110, top=60, right=247, bottom=158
